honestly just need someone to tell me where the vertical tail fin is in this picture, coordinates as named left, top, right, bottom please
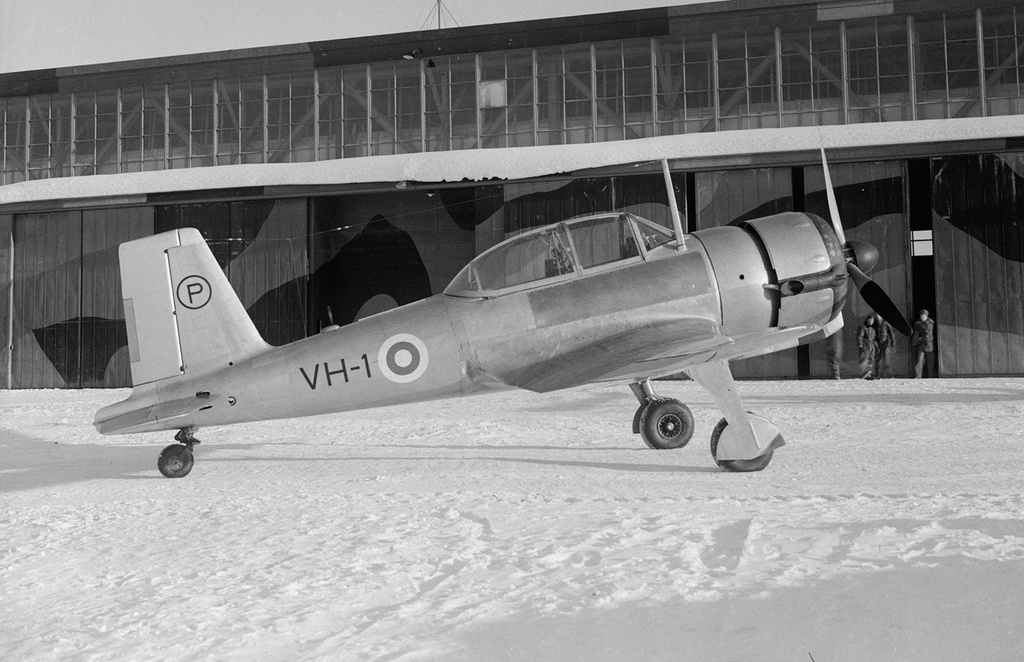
left=120, top=228, right=268, bottom=386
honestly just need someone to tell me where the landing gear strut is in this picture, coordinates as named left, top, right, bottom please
left=157, top=428, right=200, bottom=478
left=630, top=380, right=694, bottom=450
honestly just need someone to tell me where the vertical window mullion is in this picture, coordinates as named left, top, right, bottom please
left=908, top=15, right=918, bottom=119
left=475, top=54, right=482, bottom=149
left=444, top=63, right=451, bottom=150
left=313, top=69, right=320, bottom=161
left=421, top=60, right=427, bottom=153
left=1, top=102, right=6, bottom=182
left=532, top=49, right=539, bottom=145
left=650, top=38, right=658, bottom=134
left=212, top=80, right=219, bottom=165
left=163, top=83, right=170, bottom=170
left=875, top=20, right=883, bottom=112
left=775, top=27, right=784, bottom=126
left=365, top=65, right=372, bottom=155
left=744, top=32, right=751, bottom=119
left=69, top=92, right=77, bottom=176
left=189, top=84, right=195, bottom=165
left=23, top=97, right=29, bottom=179
left=840, top=21, right=849, bottom=124
left=590, top=43, right=597, bottom=142
left=115, top=89, right=122, bottom=173
left=712, top=32, right=721, bottom=131
left=263, top=74, right=269, bottom=163
left=560, top=49, right=567, bottom=143
left=975, top=8, right=987, bottom=116
left=942, top=14, right=951, bottom=112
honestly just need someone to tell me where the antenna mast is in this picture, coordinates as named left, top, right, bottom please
left=423, top=0, right=459, bottom=30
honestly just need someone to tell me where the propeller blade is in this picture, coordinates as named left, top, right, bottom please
left=820, top=146, right=845, bottom=245
left=847, top=263, right=913, bottom=336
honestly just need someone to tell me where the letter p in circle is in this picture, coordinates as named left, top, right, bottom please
left=177, top=275, right=212, bottom=310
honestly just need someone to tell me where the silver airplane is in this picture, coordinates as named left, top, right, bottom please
left=94, top=150, right=911, bottom=477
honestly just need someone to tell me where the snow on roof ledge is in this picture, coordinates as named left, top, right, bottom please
left=1, top=116, right=1021, bottom=206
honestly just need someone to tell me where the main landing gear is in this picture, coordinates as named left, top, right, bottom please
left=629, top=373, right=782, bottom=472
left=157, top=427, right=200, bottom=478
left=630, top=380, right=695, bottom=450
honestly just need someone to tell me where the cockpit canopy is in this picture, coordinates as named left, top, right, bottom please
left=445, top=212, right=675, bottom=297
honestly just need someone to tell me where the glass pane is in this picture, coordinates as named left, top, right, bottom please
left=536, top=47, right=565, bottom=145
left=595, top=42, right=624, bottom=141
left=449, top=55, right=476, bottom=150
left=217, top=79, right=240, bottom=164
left=370, top=63, right=397, bottom=155
left=781, top=24, right=842, bottom=127
left=984, top=5, right=1024, bottom=115
left=473, top=227, right=575, bottom=291
left=569, top=215, right=640, bottom=269
left=141, top=84, right=165, bottom=170
left=239, top=76, right=264, bottom=163
left=2, top=98, right=27, bottom=184
left=342, top=66, right=369, bottom=158
left=633, top=216, right=674, bottom=250
left=623, top=41, right=653, bottom=137
left=190, top=81, right=215, bottom=167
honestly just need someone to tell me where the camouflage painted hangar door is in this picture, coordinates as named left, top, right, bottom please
left=932, top=153, right=1024, bottom=375
left=9, top=208, right=152, bottom=388
left=10, top=212, right=83, bottom=388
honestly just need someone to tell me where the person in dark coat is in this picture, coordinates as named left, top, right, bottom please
left=911, top=309, right=935, bottom=378
left=875, top=317, right=896, bottom=379
left=826, top=331, right=843, bottom=379
left=856, top=314, right=878, bottom=379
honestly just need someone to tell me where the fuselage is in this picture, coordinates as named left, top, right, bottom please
left=95, top=211, right=847, bottom=435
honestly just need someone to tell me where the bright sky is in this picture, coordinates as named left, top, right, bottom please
left=0, top=0, right=719, bottom=74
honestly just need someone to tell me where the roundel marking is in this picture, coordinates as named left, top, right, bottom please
left=378, top=333, right=429, bottom=383
left=177, top=275, right=212, bottom=310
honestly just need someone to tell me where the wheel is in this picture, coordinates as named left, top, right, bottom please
left=709, top=417, right=773, bottom=472
left=158, top=444, right=194, bottom=478
left=639, top=399, right=694, bottom=450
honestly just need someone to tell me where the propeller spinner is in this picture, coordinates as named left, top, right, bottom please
left=820, top=147, right=913, bottom=337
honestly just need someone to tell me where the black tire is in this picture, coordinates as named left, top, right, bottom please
left=709, top=417, right=773, bottom=472
left=158, top=444, right=194, bottom=478
left=632, top=402, right=647, bottom=434
left=639, top=399, right=694, bottom=450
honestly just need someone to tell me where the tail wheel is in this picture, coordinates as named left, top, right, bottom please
left=709, top=417, right=773, bottom=472
left=158, top=444, right=194, bottom=478
left=639, top=399, right=694, bottom=450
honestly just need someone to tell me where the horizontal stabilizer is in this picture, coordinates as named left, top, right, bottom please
left=95, top=392, right=225, bottom=435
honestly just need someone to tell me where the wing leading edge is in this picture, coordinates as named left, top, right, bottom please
left=495, top=316, right=725, bottom=393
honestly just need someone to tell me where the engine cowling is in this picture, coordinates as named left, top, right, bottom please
left=692, top=212, right=847, bottom=335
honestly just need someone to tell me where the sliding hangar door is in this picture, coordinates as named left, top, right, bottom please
left=0, top=191, right=481, bottom=388
left=2, top=152, right=1022, bottom=388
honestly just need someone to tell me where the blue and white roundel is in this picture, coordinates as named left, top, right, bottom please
left=378, top=333, right=429, bottom=383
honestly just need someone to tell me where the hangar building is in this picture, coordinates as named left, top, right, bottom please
left=1, top=0, right=1023, bottom=388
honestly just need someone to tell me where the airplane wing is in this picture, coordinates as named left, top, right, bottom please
left=499, top=316, right=726, bottom=393
left=497, top=317, right=841, bottom=392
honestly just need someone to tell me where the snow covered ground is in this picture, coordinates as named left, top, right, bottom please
left=3, top=377, right=1024, bottom=661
